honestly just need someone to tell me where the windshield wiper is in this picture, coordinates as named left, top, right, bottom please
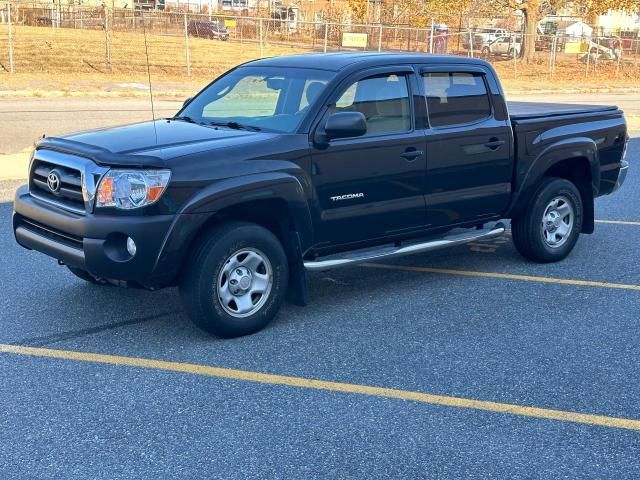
left=171, top=115, right=199, bottom=123
left=208, top=120, right=261, bottom=132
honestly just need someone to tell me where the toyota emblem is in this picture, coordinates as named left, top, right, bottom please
left=47, top=171, right=61, bottom=193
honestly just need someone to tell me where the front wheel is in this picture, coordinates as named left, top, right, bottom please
left=511, top=178, right=583, bottom=263
left=179, top=222, right=288, bottom=338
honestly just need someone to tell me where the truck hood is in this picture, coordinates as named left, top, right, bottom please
left=37, top=120, right=275, bottom=167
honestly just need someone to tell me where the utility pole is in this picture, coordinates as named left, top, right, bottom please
left=104, top=7, right=111, bottom=69
left=8, top=2, right=14, bottom=73
left=184, top=12, right=191, bottom=76
left=429, top=18, right=434, bottom=53
left=324, top=22, right=328, bottom=53
left=259, top=17, right=263, bottom=58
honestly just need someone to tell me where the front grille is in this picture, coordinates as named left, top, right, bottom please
left=16, top=215, right=84, bottom=250
left=29, top=158, right=85, bottom=213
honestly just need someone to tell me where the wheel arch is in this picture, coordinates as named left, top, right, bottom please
left=508, top=137, right=599, bottom=233
left=153, top=172, right=314, bottom=287
left=190, top=197, right=307, bottom=264
left=543, top=157, right=594, bottom=233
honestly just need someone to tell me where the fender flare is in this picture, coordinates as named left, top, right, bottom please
left=507, top=137, right=599, bottom=220
left=152, top=172, right=314, bottom=282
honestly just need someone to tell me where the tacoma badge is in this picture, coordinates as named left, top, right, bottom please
left=330, top=193, right=364, bottom=201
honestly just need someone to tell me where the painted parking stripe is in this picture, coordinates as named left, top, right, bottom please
left=595, top=220, right=640, bottom=226
left=362, top=264, right=640, bottom=291
left=1, top=343, right=639, bottom=431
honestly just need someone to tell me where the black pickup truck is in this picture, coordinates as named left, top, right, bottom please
left=13, top=53, right=629, bottom=337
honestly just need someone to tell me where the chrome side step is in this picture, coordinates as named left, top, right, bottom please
left=303, top=223, right=506, bottom=271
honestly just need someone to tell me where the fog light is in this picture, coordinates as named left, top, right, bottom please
left=126, top=237, right=137, bottom=257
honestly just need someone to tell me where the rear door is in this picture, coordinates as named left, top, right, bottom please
left=310, top=67, right=427, bottom=247
left=420, top=66, right=513, bottom=228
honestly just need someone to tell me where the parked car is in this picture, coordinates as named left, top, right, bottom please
left=535, top=34, right=567, bottom=52
left=187, top=20, right=229, bottom=41
left=476, top=28, right=510, bottom=43
left=463, top=28, right=511, bottom=49
left=13, top=53, right=629, bottom=337
left=482, top=35, right=521, bottom=57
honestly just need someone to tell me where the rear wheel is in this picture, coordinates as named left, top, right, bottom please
left=180, top=222, right=288, bottom=338
left=511, top=178, right=583, bottom=263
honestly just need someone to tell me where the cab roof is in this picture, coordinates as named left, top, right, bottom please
left=245, top=51, right=490, bottom=72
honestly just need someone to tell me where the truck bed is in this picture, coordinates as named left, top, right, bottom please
left=508, top=101, right=618, bottom=120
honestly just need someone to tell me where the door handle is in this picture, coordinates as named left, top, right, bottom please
left=400, top=150, right=424, bottom=161
left=485, top=138, right=505, bottom=150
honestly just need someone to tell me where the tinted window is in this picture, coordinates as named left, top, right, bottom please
left=332, top=74, right=411, bottom=136
left=423, top=72, right=492, bottom=128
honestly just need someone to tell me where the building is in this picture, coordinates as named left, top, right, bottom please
left=596, top=10, right=640, bottom=35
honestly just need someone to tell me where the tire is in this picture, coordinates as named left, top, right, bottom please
left=179, top=222, right=288, bottom=338
left=511, top=178, right=583, bottom=263
left=67, top=266, right=108, bottom=285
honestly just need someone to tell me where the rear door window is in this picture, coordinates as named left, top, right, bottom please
left=423, top=72, right=492, bottom=128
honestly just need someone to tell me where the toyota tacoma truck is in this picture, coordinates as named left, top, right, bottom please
left=13, top=52, right=629, bottom=337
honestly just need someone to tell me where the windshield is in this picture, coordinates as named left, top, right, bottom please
left=180, top=66, right=333, bottom=133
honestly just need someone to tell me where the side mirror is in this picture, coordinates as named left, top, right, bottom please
left=324, top=112, right=367, bottom=140
left=183, top=97, right=192, bottom=108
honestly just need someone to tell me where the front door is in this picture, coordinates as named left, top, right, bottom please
left=311, top=69, right=426, bottom=247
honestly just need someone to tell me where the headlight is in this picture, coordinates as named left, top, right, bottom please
left=96, top=169, right=171, bottom=209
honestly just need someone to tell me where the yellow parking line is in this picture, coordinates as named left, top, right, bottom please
left=362, top=264, right=640, bottom=291
left=1, top=343, right=639, bottom=431
left=596, top=220, right=640, bottom=226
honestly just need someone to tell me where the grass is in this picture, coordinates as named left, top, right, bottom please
left=0, top=25, right=309, bottom=95
left=0, top=25, right=639, bottom=97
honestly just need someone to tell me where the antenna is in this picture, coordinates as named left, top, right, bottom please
left=142, top=15, right=158, bottom=145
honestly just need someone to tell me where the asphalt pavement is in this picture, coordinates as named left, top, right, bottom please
left=0, top=137, right=638, bottom=478
left=0, top=98, right=183, bottom=154
left=1, top=93, right=639, bottom=155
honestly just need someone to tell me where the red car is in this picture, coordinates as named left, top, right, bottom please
left=187, top=21, right=229, bottom=41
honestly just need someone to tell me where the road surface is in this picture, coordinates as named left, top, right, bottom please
left=1, top=93, right=639, bottom=154
left=1, top=138, right=639, bottom=477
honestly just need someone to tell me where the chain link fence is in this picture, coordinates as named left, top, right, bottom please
left=1, top=4, right=639, bottom=83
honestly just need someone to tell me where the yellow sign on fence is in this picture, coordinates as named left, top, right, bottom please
left=342, top=32, right=368, bottom=48
left=224, top=19, right=237, bottom=28
left=564, top=41, right=583, bottom=53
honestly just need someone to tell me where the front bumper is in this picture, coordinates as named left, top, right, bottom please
left=13, top=185, right=176, bottom=287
